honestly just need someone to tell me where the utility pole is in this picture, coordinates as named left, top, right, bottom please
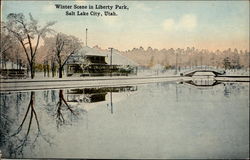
left=200, top=51, right=203, bottom=68
left=85, top=28, right=88, bottom=47
left=175, top=51, right=178, bottom=75
left=108, top=47, right=113, bottom=77
left=109, top=47, right=113, bottom=65
left=110, top=91, right=113, bottom=114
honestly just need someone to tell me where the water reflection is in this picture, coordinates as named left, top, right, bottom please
left=66, top=86, right=137, bottom=114
left=54, top=90, right=87, bottom=128
left=0, top=82, right=248, bottom=159
left=222, top=82, right=247, bottom=98
left=183, top=79, right=221, bottom=87
left=66, top=86, right=137, bottom=103
left=1, top=91, right=51, bottom=158
left=0, top=86, right=138, bottom=158
left=181, top=79, right=248, bottom=98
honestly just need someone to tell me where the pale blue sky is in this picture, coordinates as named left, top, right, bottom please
left=2, top=1, right=249, bottom=51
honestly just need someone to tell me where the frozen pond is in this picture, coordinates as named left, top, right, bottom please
left=0, top=81, right=249, bottom=159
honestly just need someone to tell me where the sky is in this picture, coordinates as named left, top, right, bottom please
left=1, top=0, right=249, bottom=51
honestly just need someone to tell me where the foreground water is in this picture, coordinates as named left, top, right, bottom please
left=0, top=81, right=249, bottom=159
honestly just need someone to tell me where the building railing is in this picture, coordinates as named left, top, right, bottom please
left=0, top=69, right=27, bottom=79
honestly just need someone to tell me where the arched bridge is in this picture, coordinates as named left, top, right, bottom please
left=180, top=67, right=225, bottom=77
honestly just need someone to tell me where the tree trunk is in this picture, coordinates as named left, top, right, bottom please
left=51, top=60, right=55, bottom=77
left=52, top=68, right=55, bottom=77
left=30, top=62, right=35, bottom=79
left=43, top=63, right=46, bottom=77
left=31, top=70, right=35, bottom=79
left=30, top=66, right=34, bottom=79
left=59, top=67, right=63, bottom=78
left=47, top=64, right=50, bottom=77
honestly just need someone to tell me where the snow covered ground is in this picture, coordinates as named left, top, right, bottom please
left=1, top=68, right=249, bottom=92
left=1, top=74, right=182, bottom=92
left=224, top=69, right=250, bottom=76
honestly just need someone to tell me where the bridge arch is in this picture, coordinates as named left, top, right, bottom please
left=180, top=68, right=225, bottom=77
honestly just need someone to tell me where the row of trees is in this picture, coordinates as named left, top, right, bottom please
left=122, top=46, right=249, bottom=69
left=40, top=33, right=82, bottom=78
left=1, top=13, right=82, bottom=79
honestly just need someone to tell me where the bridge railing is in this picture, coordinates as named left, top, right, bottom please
left=180, top=66, right=225, bottom=76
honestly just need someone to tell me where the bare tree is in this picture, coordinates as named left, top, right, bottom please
left=53, top=33, right=82, bottom=78
left=3, top=13, right=55, bottom=78
left=42, top=33, right=82, bottom=78
left=55, top=90, right=86, bottom=128
left=0, top=25, right=18, bottom=69
left=0, top=27, right=11, bottom=64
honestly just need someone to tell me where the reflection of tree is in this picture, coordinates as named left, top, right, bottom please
left=0, top=93, right=12, bottom=150
left=12, top=92, right=39, bottom=136
left=224, top=84, right=230, bottom=97
left=15, top=92, right=27, bottom=118
left=44, top=90, right=49, bottom=103
left=51, top=90, right=56, bottom=103
left=8, top=91, right=51, bottom=158
left=55, top=90, right=86, bottom=128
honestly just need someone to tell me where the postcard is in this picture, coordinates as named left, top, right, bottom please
left=0, top=0, right=249, bottom=159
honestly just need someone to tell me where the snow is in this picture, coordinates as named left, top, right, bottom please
left=0, top=74, right=181, bottom=92
left=225, top=69, right=250, bottom=76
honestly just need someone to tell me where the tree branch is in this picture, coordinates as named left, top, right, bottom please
left=62, top=52, right=74, bottom=67
left=33, top=34, right=41, bottom=57
left=26, top=33, right=34, bottom=59
left=20, top=40, right=31, bottom=64
left=5, top=26, right=31, bottom=64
